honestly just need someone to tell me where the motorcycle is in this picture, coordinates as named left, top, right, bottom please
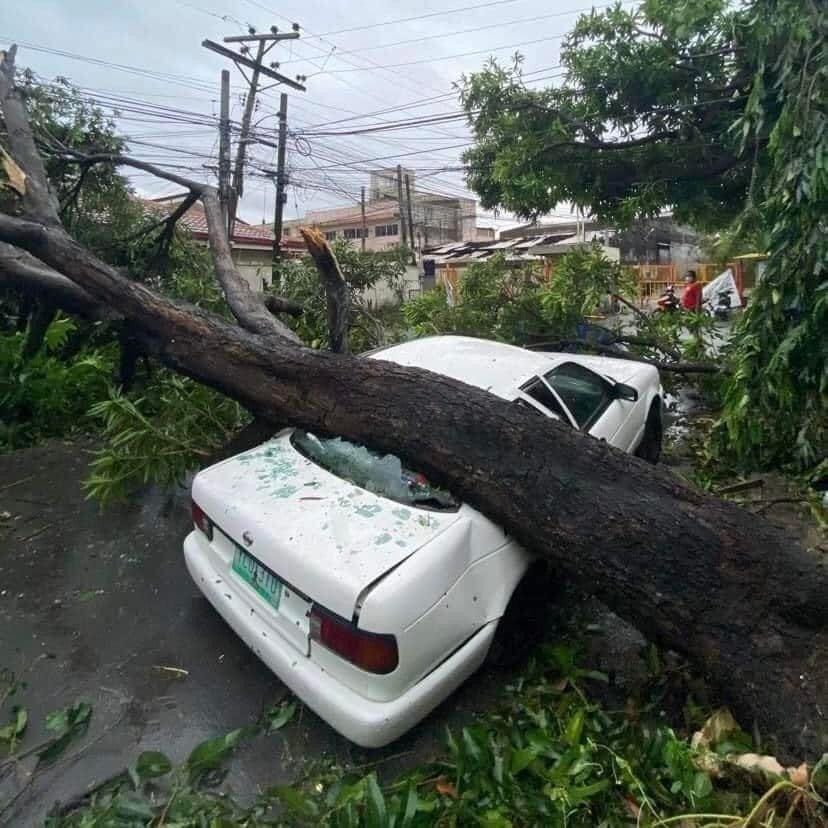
left=712, top=287, right=732, bottom=320
left=655, top=284, right=681, bottom=314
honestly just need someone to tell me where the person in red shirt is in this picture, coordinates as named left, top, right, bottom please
left=681, top=269, right=703, bottom=312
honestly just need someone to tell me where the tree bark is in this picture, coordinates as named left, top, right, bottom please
left=1, top=45, right=825, bottom=763
left=21, top=300, right=56, bottom=358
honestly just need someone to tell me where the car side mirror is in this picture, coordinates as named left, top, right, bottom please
left=614, top=382, right=638, bottom=402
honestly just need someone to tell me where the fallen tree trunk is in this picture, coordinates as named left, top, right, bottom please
left=1, top=46, right=825, bottom=762
left=5, top=208, right=827, bottom=760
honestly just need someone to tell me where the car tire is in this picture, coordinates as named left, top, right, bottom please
left=635, top=401, right=663, bottom=464
left=485, top=564, right=554, bottom=669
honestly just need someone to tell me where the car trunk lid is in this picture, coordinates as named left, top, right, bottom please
left=192, top=435, right=461, bottom=620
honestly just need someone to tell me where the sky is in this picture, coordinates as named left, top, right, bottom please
left=0, top=0, right=615, bottom=228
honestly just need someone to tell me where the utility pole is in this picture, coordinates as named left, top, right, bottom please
left=396, top=165, right=408, bottom=249
left=360, top=186, right=367, bottom=252
left=218, top=69, right=231, bottom=228
left=271, top=92, right=288, bottom=270
left=203, top=27, right=306, bottom=239
left=229, top=39, right=265, bottom=239
left=404, top=173, right=416, bottom=266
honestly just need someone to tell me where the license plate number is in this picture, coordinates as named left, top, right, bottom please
left=231, top=547, right=283, bottom=610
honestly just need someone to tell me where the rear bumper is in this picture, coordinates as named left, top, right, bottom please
left=183, top=531, right=496, bottom=747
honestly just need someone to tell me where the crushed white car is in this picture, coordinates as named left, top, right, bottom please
left=184, top=336, right=663, bottom=747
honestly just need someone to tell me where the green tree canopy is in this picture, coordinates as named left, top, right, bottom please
left=461, top=0, right=826, bottom=472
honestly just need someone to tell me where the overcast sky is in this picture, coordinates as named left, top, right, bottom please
left=0, top=0, right=609, bottom=227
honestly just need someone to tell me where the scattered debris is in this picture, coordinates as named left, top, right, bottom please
left=151, top=666, right=189, bottom=678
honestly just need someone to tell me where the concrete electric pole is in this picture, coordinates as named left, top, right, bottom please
left=396, top=165, right=409, bottom=249
left=271, top=92, right=288, bottom=269
left=404, top=173, right=416, bottom=265
left=360, top=186, right=367, bottom=252
left=217, top=69, right=231, bottom=229
left=203, top=27, right=306, bottom=239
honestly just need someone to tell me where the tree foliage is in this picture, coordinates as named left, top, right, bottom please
left=405, top=245, right=634, bottom=345
left=38, top=644, right=828, bottom=826
left=0, top=317, right=115, bottom=450
left=272, top=240, right=409, bottom=351
left=460, top=0, right=826, bottom=472
left=711, top=0, right=827, bottom=473
left=460, top=0, right=756, bottom=228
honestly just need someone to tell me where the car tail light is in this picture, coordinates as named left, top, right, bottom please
left=191, top=500, right=213, bottom=540
left=309, top=605, right=398, bottom=675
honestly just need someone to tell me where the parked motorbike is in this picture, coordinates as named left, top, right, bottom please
left=655, top=284, right=681, bottom=314
left=712, top=287, right=732, bottom=320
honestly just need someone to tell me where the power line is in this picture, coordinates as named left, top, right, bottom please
left=316, top=35, right=566, bottom=75
left=277, top=3, right=633, bottom=65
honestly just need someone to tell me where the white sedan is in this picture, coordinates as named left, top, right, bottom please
left=184, top=336, right=663, bottom=747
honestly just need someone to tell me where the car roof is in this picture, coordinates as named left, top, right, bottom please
left=368, top=336, right=562, bottom=400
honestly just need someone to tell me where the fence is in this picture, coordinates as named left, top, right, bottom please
left=633, top=263, right=728, bottom=305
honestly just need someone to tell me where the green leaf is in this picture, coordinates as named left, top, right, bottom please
left=811, top=753, right=828, bottom=795
left=692, top=771, right=714, bottom=801
left=269, top=784, right=319, bottom=817
left=135, top=750, right=172, bottom=779
left=113, top=791, right=156, bottom=820
left=567, top=778, right=610, bottom=804
left=186, top=728, right=245, bottom=780
left=264, top=700, right=296, bottom=733
left=510, top=748, right=538, bottom=775
left=401, top=784, right=419, bottom=828
left=565, top=709, right=585, bottom=746
left=365, top=774, right=387, bottom=828
left=45, top=708, right=68, bottom=733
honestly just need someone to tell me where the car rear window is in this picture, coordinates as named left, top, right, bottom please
left=291, top=431, right=459, bottom=512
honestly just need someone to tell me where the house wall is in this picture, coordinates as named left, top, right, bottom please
left=233, top=247, right=273, bottom=290
left=361, top=265, right=421, bottom=308
left=283, top=205, right=404, bottom=253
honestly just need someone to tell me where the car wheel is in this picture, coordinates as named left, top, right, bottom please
left=485, top=564, right=554, bottom=669
left=635, top=401, right=663, bottom=464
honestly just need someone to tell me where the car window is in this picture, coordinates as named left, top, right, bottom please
left=545, top=363, right=613, bottom=430
left=518, top=378, right=574, bottom=426
left=291, top=431, right=459, bottom=511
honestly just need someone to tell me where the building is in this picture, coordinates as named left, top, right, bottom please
left=423, top=229, right=622, bottom=300
left=280, top=168, right=480, bottom=255
left=143, top=196, right=304, bottom=290
left=500, top=216, right=702, bottom=271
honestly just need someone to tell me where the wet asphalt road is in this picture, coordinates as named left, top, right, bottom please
left=0, top=440, right=508, bottom=826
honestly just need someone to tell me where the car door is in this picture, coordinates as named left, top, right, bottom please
left=544, top=362, right=633, bottom=449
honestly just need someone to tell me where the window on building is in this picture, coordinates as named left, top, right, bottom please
left=283, top=228, right=291, bottom=236
left=375, top=223, right=399, bottom=237
left=343, top=227, right=368, bottom=239
left=324, top=230, right=337, bottom=240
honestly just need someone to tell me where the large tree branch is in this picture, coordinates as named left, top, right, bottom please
left=527, top=340, right=723, bottom=374
left=0, top=241, right=118, bottom=321
left=0, top=46, right=61, bottom=224
left=49, top=150, right=300, bottom=343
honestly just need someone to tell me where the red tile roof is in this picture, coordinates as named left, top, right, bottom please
left=140, top=197, right=303, bottom=250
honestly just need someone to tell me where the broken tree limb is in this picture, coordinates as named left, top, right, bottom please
left=527, top=339, right=723, bottom=374
left=21, top=301, right=56, bottom=359
left=0, top=242, right=118, bottom=321
left=300, top=226, right=350, bottom=353
left=1, top=46, right=60, bottom=223
left=264, top=294, right=303, bottom=317
left=1, top=46, right=825, bottom=762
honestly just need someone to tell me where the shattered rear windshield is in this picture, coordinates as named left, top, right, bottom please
left=291, top=431, right=460, bottom=512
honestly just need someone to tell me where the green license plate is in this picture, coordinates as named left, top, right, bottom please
left=231, top=547, right=283, bottom=610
